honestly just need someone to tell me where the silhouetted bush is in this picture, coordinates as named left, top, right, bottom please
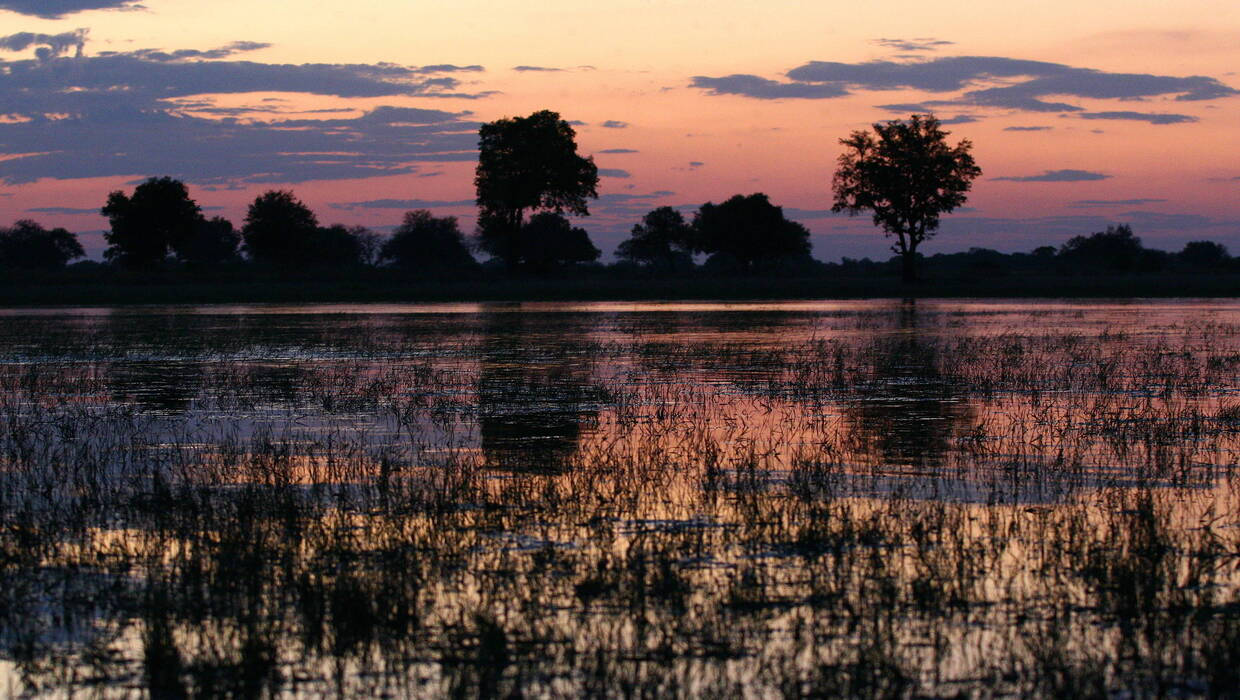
left=616, top=206, right=695, bottom=271
left=380, top=210, right=475, bottom=272
left=179, top=216, right=241, bottom=266
left=0, top=219, right=84, bottom=269
left=1179, top=241, right=1230, bottom=270
left=1059, top=224, right=1144, bottom=272
left=514, top=213, right=600, bottom=270
left=693, top=193, right=810, bottom=271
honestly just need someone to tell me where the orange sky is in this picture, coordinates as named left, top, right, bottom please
left=1, top=0, right=1238, bottom=260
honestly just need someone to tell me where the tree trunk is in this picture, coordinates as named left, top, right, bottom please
left=901, top=249, right=917, bottom=283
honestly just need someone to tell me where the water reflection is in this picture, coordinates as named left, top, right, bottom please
left=477, top=313, right=606, bottom=472
left=843, top=300, right=975, bottom=467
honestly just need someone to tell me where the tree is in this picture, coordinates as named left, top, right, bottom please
left=242, top=190, right=319, bottom=265
left=831, top=114, right=981, bottom=282
left=380, top=210, right=475, bottom=271
left=616, top=206, right=695, bottom=270
left=474, top=110, right=599, bottom=266
left=178, top=216, right=240, bottom=266
left=350, top=226, right=385, bottom=266
left=102, top=176, right=203, bottom=267
left=0, top=219, right=84, bottom=269
left=1179, top=240, right=1230, bottom=270
left=514, top=213, right=600, bottom=270
left=1059, top=224, right=1144, bottom=272
left=692, top=193, right=811, bottom=270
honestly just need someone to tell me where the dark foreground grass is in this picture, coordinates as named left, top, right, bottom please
left=1, top=270, right=1238, bottom=306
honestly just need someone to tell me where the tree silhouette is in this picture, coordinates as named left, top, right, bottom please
left=178, top=216, right=240, bottom=266
left=380, top=210, right=475, bottom=271
left=832, top=114, right=981, bottom=283
left=0, top=219, right=84, bottom=269
left=101, top=177, right=203, bottom=267
left=1179, top=240, right=1230, bottom=270
left=616, top=206, right=694, bottom=270
left=514, top=213, right=600, bottom=270
left=474, top=110, right=599, bottom=266
left=1059, top=224, right=1144, bottom=272
left=692, top=193, right=810, bottom=270
left=241, top=190, right=318, bottom=265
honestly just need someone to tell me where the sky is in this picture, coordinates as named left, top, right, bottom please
left=0, top=0, right=1238, bottom=261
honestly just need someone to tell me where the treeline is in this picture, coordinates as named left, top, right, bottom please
left=0, top=177, right=1236, bottom=279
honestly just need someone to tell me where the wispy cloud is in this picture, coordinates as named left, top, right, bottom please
left=329, top=198, right=474, bottom=211
left=1004, top=125, right=1053, bottom=132
left=1068, top=198, right=1167, bottom=208
left=871, top=38, right=955, bottom=52
left=1077, top=111, right=1198, bottom=125
left=992, top=169, right=1111, bottom=182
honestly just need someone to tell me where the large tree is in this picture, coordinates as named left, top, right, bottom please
left=241, top=190, right=319, bottom=265
left=692, top=193, right=811, bottom=270
left=101, top=176, right=203, bottom=267
left=514, top=213, right=600, bottom=270
left=474, top=110, right=599, bottom=266
left=831, top=114, right=981, bottom=283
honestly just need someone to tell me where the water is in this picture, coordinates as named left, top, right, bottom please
left=1, top=299, right=1239, bottom=697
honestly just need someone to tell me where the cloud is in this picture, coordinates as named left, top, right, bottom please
left=0, top=29, right=88, bottom=59
left=938, top=114, right=979, bottom=124
left=600, top=120, right=629, bottom=129
left=512, top=65, right=563, bottom=72
left=96, top=41, right=274, bottom=62
left=992, top=169, right=1111, bottom=182
left=598, top=168, right=631, bottom=178
left=1004, top=125, right=1052, bottom=131
left=692, top=55, right=1236, bottom=116
left=1068, top=198, right=1167, bottom=208
left=25, top=206, right=100, bottom=215
left=414, top=64, right=484, bottom=73
left=599, top=148, right=638, bottom=154
left=1077, top=111, right=1198, bottom=125
left=0, top=44, right=489, bottom=184
left=0, top=0, right=143, bottom=18
left=689, top=74, right=849, bottom=99
left=872, top=38, right=955, bottom=52
left=329, top=198, right=474, bottom=210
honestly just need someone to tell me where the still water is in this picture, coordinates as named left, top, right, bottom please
left=1, top=299, right=1239, bottom=697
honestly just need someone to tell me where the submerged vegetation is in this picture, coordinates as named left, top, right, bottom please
left=1, top=300, right=1240, bottom=696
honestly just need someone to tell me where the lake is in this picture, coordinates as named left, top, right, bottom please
left=2, top=299, right=1239, bottom=697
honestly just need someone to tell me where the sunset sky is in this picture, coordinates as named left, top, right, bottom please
left=1, top=0, right=1238, bottom=261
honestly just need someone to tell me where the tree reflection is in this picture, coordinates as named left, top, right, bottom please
left=844, top=300, right=974, bottom=467
left=476, top=311, right=605, bottom=472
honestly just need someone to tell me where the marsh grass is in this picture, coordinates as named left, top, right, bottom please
left=1, top=301, right=1240, bottom=697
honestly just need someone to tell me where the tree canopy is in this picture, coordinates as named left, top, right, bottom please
left=513, top=213, right=600, bottom=270
left=474, top=110, right=599, bottom=266
left=380, top=210, right=476, bottom=271
left=242, top=190, right=319, bottom=265
left=831, top=114, right=981, bottom=282
left=0, top=219, right=84, bottom=270
left=101, top=176, right=203, bottom=267
left=692, top=193, right=811, bottom=270
left=616, top=206, right=695, bottom=270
